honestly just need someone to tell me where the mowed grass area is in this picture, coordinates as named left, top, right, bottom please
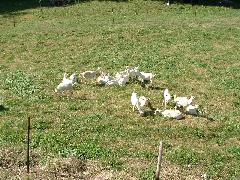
left=0, top=0, right=240, bottom=179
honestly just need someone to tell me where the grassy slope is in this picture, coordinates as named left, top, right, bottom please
left=0, top=1, right=240, bottom=179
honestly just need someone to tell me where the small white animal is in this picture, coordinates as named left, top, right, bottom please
left=117, top=75, right=129, bottom=86
left=201, top=173, right=207, bottom=180
left=163, top=88, right=171, bottom=109
left=105, top=74, right=114, bottom=83
left=96, top=73, right=113, bottom=85
left=131, top=92, right=143, bottom=114
left=97, top=76, right=107, bottom=85
left=115, top=69, right=130, bottom=79
left=186, top=104, right=199, bottom=116
left=138, top=72, right=155, bottom=83
left=55, top=73, right=77, bottom=93
left=115, top=72, right=124, bottom=80
left=174, top=95, right=195, bottom=108
left=128, top=66, right=140, bottom=78
left=69, top=73, right=78, bottom=84
left=161, top=109, right=184, bottom=120
left=138, top=96, right=148, bottom=107
left=96, top=74, right=108, bottom=85
left=131, top=92, right=139, bottom=112
left=154, top=108, right=162, bottom=115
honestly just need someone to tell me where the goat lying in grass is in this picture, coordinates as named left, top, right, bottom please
left=154, top=108, right=184, bottom=120
left=55, top=73, right=77, bottom=93
left=113, top=67, right=132, bottom=86
left=94, top=66, right=156, bottom=87
left=103, top=71, right=130, bottom=86
left=117, top=75, right=129, bottom=86
left=96, top=73, right=115, bottom=85
left=127, top=66, right=140, bottom=79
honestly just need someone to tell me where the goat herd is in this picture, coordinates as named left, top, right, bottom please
left=55, top=66, right=202, bottom=119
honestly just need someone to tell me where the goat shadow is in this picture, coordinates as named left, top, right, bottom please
left=140, top=82, right=165, bottom=90
left=198, top=114, right=215, bottom=121
left=141, top=110, right=156, bottom=117
left=0, top=105, right=9, bottom=112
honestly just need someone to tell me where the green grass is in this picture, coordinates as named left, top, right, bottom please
left=0, top=0, right=240, bottom=179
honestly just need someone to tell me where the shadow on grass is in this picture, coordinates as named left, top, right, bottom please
left=1, top=0, right=239, bottom=16
left=0, top=0, right=128, bottom=15
left=142, top=110, right=156, bottom=117
left=159, top=0, right=240, bottom=9
left=0, top=105, right=9, bottom=112
left=0, top=0, right=44, bottom=15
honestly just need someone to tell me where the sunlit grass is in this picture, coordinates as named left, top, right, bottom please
left=0, top=0, right=240, bottom=179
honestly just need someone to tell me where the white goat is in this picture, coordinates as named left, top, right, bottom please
left=137, top=72, right=155, bottom=84
left=97, top=76, right=106, bottom=85
left=69, top=73, right=78, bottom=84
left=154, top=108, right=184, bottom=120
left=131, top=92, right=143, bottom=114
left=186, top=104, right=200, bottom=116
left=96, top=73, right=112, bottom=85
left=173, top=95, right=195, bottom=108
left=128, top=66, right=140, bottom=79
left=55, top=73, right=77, bottom=93
left=154, top=108, right=162, bottom=115
left=161, top=109, right=184, bottom=120
left=97, top=76, right=108, bottom=85
left=131, top=92, right=139, bottom=111
left=115, top=68, right=130, bottom=79
left=115, top=72, right=125, bottom=80
left=138, top=96, right=148, bottom=107
left=163, top=88, right=171, bottom=109
left=117, top=75, right=129, bottom=86
left=166, top=0, right=170, bottom=6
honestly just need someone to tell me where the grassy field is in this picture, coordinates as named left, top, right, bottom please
left=0, top=0, right=240, bottom=179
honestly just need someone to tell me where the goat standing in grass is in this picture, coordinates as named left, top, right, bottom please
left=131, top=92, right=143, bottom=114
left=138, top=96, right=154, bottom=110
left=131, top=92, right=139, bottom=112
left=163, top=88, right=171, bottom=109
left=138, top=72, right=155, bottom=84
left=173, top=95, right=195, bottom=108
